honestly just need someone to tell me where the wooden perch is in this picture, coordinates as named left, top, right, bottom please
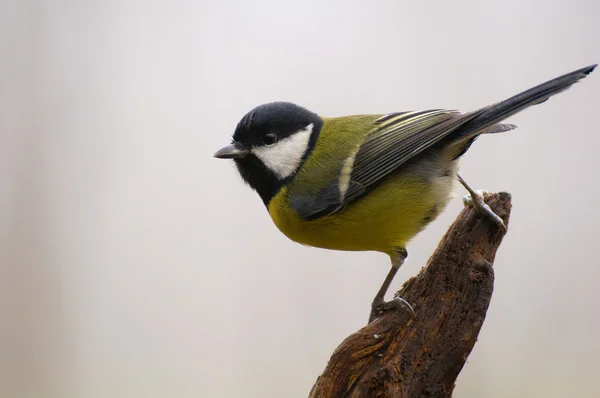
left=309, top=192, right=512, bottom=398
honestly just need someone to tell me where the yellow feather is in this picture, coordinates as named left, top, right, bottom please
left=269, top=171, right=441, bottom=255
left=268, top=115, right=454, bottom=256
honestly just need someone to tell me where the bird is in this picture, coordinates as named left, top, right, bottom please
left=214, top=65, right=596, bottom=323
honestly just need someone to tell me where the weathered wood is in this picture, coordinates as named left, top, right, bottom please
left=309, top=192, right=512, bottom=398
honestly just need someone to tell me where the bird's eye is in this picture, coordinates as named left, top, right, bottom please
left=262, top=132, right=278, bottom=146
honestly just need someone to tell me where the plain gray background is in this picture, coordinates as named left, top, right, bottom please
left=1, top=0, right=599, bottom=397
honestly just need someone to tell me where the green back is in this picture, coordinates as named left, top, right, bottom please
left=291, top=115, right=380, bottom=196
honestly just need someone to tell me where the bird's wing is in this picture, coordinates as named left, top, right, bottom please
left=289, top=64, right=597, bottom=221
left=289, top=108, right=487, bottom=220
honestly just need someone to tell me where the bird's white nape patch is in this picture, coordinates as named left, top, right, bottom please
left=251, top=123, right=314, bottom=179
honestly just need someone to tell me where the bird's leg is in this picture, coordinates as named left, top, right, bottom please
left=457, top=170, right=507, bottom=231
left=369, top=249, right=415, bottom=323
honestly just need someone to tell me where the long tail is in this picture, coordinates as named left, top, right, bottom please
left=458, top=64, right=596, bottom=137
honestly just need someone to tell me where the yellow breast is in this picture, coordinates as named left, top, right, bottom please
left=268, top=171, right=447, bottom=256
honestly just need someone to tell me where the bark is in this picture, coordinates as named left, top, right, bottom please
left=309, top=192, right=512, bottom=398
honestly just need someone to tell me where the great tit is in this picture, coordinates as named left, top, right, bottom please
left=214, top=65, right=596, bottom=322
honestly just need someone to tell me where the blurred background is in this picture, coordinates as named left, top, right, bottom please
left=1, top=0, right=598, bottom=397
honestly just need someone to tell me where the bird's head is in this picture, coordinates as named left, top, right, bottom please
left=214, top=102, right=322, bottom=205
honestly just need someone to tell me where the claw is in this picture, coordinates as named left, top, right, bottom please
left=463, top=190, right=507, bottom=231
left=457, top=172, right=507, bottom=231
left=369, top=297, right=415, bottom=323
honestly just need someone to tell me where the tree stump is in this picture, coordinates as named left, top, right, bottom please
left=309, top=192, right=512, bottom=398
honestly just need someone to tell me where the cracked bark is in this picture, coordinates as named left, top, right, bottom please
left=309, top=192, right=512, bottom=398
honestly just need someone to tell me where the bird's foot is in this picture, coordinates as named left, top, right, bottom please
left=369, top=296, right=415, bottom=323
left=462, top=190, right=507, bottom=231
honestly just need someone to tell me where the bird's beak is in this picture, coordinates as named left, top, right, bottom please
left=213, top=142, right=249, bottom=159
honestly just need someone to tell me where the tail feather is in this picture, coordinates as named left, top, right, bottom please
left=449, top=123, right=518, bottom=159
left=482, top=123, right=518, bottom=134
left=457, top=64, right=596, bottom=137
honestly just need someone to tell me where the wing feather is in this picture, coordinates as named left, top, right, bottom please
left=289, top=65, right=597, bottom=221
left=290, top=108, right=488, bottom=220
left=349, top=109, right=486, bottom=186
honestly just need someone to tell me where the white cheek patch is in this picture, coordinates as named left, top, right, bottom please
left=252, top=124, right=314, bottom=179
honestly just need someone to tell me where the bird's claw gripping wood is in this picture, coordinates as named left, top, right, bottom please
left=457, top=172, right=507, bottom=231
left=369, top=296, right=415, bottom=323
left=462, top=191, right=507, bottom=231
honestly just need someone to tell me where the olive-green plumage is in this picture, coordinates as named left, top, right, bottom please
left=214, top=64, right=596, bottom=321
left=270, top=114, right=453, bottom=255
